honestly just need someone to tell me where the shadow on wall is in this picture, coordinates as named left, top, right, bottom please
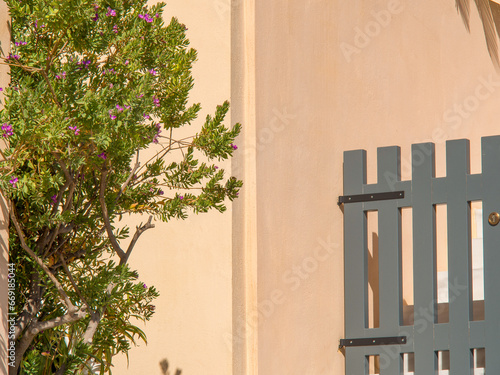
left=159, top=358, right=182, bottom=375
left=0, top=196, right=9, bottom=375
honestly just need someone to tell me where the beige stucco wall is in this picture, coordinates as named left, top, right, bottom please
left=0, top=1, right=9, bottom=373
left=248, top=0, right=500, bottom=374
left=118, top=0, right=500, bottom=374
left=113, top=1, right=234, bottom=374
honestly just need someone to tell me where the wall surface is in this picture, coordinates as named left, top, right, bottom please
left=113, top=1, right=234, bottom=374
left=251, top=0, right=500, bottom=374
left=0, top=1, right=9, bottom=373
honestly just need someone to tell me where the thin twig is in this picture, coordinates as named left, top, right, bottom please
left=40, top=70, right=61, bottom=108
left=0, top=146, right=9, bottom=161
left=0, top=60, right=43, bottom=72
left=59, top=254, right=92, bottom=312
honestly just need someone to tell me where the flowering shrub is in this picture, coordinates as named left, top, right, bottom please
left=0, top=0, right=241, bottom=374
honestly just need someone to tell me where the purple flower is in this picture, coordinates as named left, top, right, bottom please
left=155, top=13, right=160, bottom=18
left=214, top=166, right=219, bottom=169
left=76, top=60, right=91, bottom=70
left=152, top=123, right=161, bottom=143
left=93, top=13, right=99, bottom=21
left=9, top=177, right=18, bottom=187
left=113, top=25, right=118, bottom=33
left=158, top=189, right=164, bottom=195
left=138, top=14, right=152, bottom=22
left=106, top=7, right=116, bottom=16
left=2, top=123, right=13, bottom=138
left=179, top=195, right=184, bottom=200
left=153, top=97, right=160, bottom=107
left=0, top=88, right=3, bottom=91
left=14, top=41, right=26, bottom=46
left=109, top=110, right=117, bottom=120
left=94, top=3, right=99, bottom=9
left=137, top=93, right=144, bottom=98
left=231, top=143, right=238, bottom=150
left=116, top=104, right=124, bottom=111
left=143, top=114, right=150, bottom=119
left=98, top=152, right=107, bottom=160
left=34, top=20, right=38, bottom=28
left=125, top=105, right=131, bottom=109
left=143, top=283, right=147, bottom=288
left=149, top=68, right=157, bottom=75
left=51, top=195, right=58, bottom=205
left=68, top=125, right=80, bottom=135
left=55, top=75, right=61, bottom=79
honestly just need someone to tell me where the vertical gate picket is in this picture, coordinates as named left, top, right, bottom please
left=481, top=136, right=500, bottom=374
left=446, top=139, right=473, bottom=373
left=411, top=143, right=436, bottom=374
left=342, top=136, right=500, bottom=375
left=377, top=146, right=402, bottom=375
left=343, top=150, right=368, bottom=375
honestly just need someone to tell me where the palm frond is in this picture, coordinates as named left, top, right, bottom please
left=457, top=0, right=472, bottom=31
left=474, top=0, right=500, bottom=70
left=489, top=1, right=500, bottom=42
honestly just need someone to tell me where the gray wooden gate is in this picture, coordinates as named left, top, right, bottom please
left=340, top=136, right=500, bottom=374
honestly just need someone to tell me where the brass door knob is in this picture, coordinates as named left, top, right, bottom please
left=488, top=212, right=500, bottom=226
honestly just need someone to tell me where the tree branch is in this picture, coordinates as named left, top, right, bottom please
left=14, top=270, right=42, bottom=340
left=30, top=308, right=88, bottom=335
left=12, top=307, right=87, bottom=374
left=120, top=215, right=155, bottom=265
left=40, top=69, right=61, bottom=108
left=12, top=322, right=37, bottom=375
left=83, top=310, right=101, bottom=344
left=99, top=166, right=126, bottom=259
left=114, top=151, right=140, bottom=206
left=9, top=203, right=76, bottom=312
left=59, top=253, right=92, bottom=311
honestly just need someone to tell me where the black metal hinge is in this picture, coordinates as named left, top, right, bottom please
left=338, top=191, right=404, bottom=205
left=339, top=336, right=407, bottom=349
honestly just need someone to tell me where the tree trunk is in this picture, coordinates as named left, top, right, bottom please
left=10, top=322, right=37, bottom=375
